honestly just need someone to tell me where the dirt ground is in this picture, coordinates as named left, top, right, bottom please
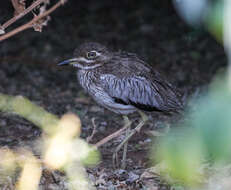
left=0, top=1, right=227, bottom=189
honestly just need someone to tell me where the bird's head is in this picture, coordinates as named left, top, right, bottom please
left=58, top=42, right=112, bottom=70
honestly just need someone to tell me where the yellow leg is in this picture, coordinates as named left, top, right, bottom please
left=113, top=112, right=148, bottom=169
left=112, top=115, right=131, bottom=168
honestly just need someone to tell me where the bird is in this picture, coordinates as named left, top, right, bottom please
left=58, top=42, right=183, bottom=168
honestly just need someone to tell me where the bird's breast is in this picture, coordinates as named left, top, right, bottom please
left=77, top=70, right=95, bottom=92
left=77, top=70, right=107, bottom=99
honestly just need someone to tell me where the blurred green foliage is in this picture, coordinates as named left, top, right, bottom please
left=0, top=93, right=100, bottom=190
left=153, top=1, right=230, bottom=188
left=174, top=0, right=224, bottom=42
left=153, top=75, right=231, bottom=187
left=206, top=0, right=224, bottom=42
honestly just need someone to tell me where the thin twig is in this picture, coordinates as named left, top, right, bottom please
left=94, top=121, right=132, bottom=148
left=1, top=0, right=47, bottom=31
left=0, top=0, right=66, bottom=42
left=86, top=118, right=97, bottom=143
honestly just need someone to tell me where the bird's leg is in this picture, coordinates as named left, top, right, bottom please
left=113, top=111, right=148, bottom=169
left=94, top=118, right=132, bottom=148
left=136, top=111, right=148, bottom=132
left=113, top=115, right=131, bottom=168
left=121, top=116, right=131, bottom=169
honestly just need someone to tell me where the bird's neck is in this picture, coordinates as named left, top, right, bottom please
left=77, top=69, right=99, bottom=92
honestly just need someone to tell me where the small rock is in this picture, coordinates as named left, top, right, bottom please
left=89, top=106, right=103, bottom=113
left=127, top=171, right=139, bottom=183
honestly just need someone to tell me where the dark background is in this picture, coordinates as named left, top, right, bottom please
left=0, top=1, right=227, bottom=189
left=0, top=1, right=226, bottom=81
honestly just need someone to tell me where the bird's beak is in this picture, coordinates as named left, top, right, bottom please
left=57, top=58, right=79, bottom=66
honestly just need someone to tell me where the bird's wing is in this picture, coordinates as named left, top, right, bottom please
left=99, top=74, right=182, bottom=112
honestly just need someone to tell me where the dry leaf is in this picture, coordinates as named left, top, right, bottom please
left=11, top=0, right=26, bottom=16
left=33, top=15, right=51, bottom=32
left=0, top=26, right=5, bottom=35
left=32, top=2, right=51, bottom=32
left=61, top=0, right=68, bottom=5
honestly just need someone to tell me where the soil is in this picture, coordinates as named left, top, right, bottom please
left=0, top=1, right=227, bottom=190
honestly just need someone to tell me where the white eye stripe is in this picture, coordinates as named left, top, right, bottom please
left=73, top=63, right=102, bottom=69
left=95, top=51, right=101, bottom=56
left=77, top=57, right=95, bottom=63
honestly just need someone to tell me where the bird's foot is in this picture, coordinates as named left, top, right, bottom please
left=113, top=116, right=131, bottom=169
left=137, top=111, right=148, bottom=132
left=112, top=125, right=131, bottom=169
left=112, top=112, right=148, bottom=169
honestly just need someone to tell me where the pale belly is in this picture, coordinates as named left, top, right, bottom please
left=92, top=91, right=136, bottom=115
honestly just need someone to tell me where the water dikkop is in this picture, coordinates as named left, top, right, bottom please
left=58, top=42, right=183, bottom=168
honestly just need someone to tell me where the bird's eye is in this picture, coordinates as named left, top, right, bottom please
left=86, top=51, right=97, bottom=59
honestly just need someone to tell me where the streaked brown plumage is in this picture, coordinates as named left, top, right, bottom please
left=58, top=42, right=183, bottom=168
left=59, top=42, right=182, bottom=115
